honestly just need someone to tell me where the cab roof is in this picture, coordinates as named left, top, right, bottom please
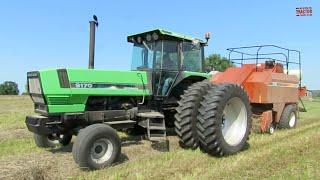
left=127, top=29, right=205, bottom=44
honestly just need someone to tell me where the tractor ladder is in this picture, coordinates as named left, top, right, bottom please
left=137, top=112, right=166, bottom=141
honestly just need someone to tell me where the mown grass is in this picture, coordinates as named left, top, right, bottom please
left=0, top=138, right=41, bottom=158
left=84, top=120, right=320, bottom=179
left=0, top=95, right=319, bottom=179
left=0, top=95, right=34, bottom=130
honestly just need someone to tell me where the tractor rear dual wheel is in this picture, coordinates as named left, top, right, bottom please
left=174, top=80, right=212, bottom=149
left=197, top=84, right=252, bottom=156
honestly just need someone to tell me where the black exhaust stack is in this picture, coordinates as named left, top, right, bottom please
left=88, top=15, right=98, bottom=69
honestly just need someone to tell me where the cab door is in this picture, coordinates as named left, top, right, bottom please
left=152, top=41, right=181, bottom=97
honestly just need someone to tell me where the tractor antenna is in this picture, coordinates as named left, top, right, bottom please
left=88, top=15, right=98, bottom=69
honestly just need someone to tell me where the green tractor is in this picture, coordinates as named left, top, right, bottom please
left=26, top=17, right=212, bottom=169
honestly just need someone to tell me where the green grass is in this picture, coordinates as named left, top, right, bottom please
left=0, top=95, right=35, bottom=130
left=0, top=138, right=40, bottom=158
left=0, top=95, right=319, bottom=179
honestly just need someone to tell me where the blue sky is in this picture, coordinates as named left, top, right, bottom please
left=0, top=0, right=319, bottom=91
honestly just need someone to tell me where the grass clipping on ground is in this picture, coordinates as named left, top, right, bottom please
left=0, top=95, right=319, bottom=179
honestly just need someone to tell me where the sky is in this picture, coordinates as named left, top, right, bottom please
left=0, top=0, right=319, bottom=92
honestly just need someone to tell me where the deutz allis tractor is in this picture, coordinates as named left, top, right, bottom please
left=26, top=17, right=228, bottom=169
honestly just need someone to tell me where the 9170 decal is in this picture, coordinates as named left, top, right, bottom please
left=74, top=83, right=93, bottom=88
left=70, top=82, right=143, bottom=89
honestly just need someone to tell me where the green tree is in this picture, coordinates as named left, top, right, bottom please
left=205, top=54, right=233, bottom=72
left=0, top=81, right=19, bottom=95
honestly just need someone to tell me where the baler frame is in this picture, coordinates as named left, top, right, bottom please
left=227, top=45, right=301, bottom=87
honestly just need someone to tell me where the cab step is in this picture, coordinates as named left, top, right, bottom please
left=105, top=120, right=136, bottom=129
left=137, top=112, right=166, bottom=141
left=137, top=112, right=164, bottom=118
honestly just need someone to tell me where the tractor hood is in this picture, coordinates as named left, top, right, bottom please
left=27, top=69, right=150, bottom=114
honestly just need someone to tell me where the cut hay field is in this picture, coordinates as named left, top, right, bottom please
left=0, top=95, right=319, bottom=179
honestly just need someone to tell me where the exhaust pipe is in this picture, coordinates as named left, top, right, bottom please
left=88, top=15, right=98, bottom=69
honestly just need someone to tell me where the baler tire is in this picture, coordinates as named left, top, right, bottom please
left=72, top=124, right=121, bottom=170
left=278, top=104, right=297, bottom=129
left=197, top=84, right=252, bottom=156
left=174, top=80, right=212, bottom=149
left=33, top=133, right=59, bottom=148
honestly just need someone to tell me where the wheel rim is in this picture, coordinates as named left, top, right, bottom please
left=90, top=138, right=114, bottom=164
left=221, top=97, right=248, bottom=146
left=289, top=112, right=296, bottom=128
left=269, top=126, right=274, bottom=134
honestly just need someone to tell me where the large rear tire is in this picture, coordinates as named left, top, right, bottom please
left=174, top=80, right=212, bottom=149
left=72, top=124, right=121, bottom=170
left=197, top=84, right=252, bottom=156
left=278, top=104, right=297, bottom=129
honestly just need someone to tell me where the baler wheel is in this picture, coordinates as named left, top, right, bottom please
left=278, top=104, right=297, bottom=129
left=268, top=125, right=275, bottom=134
left=174, top=80, right=212, bottom=149
left=197, top=84, right=252, bottom=156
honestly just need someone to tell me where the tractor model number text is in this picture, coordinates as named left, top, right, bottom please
left=75, top=83, right=93, bottom=88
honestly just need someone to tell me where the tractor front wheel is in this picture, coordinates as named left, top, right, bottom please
left=197, top=84, right=252, bottom=156
left=72, top=124, right=121, bottom=170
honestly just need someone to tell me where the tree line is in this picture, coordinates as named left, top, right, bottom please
left=0, top=81, right=20, bottom=95
left=205, top=54, right=232, bottom=72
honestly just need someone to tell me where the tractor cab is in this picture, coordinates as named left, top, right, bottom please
left=127, top=29, right=207, bottom=97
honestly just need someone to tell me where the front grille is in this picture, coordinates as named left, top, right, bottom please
left=35, top=104, right=47, bottom=112
left=31, top=94, right=45, bottom=104
left=27, top=72, right=45, bottom=105
left=29, top=77, right=42, bottom=94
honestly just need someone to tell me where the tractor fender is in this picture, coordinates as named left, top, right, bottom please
left=168, top=74, right=208, bottom=99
